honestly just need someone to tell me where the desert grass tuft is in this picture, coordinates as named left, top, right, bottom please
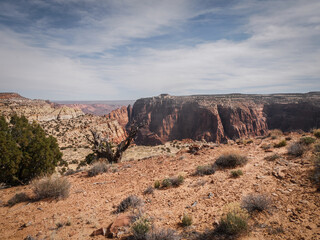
left=215, top=151, right=248, bottom=168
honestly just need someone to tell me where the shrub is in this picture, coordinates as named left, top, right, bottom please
left=195, top=165, right=215, bottom=176
left=313, top=129, right=320, bottom=138
left=131, top=216, right=151, bottom=240
left=241, top=194, right=271, bottom=213
left=274, top=140, right=287, bottom=148
left=181, top=213, right=192, bottom=227
left=287, top=142, right=305, bottom=156
left=217, top=203, right=249, bottom=236
left=300, top=136, right=316, bottom=145
left=260, top=143, right=272, bottom=150
left=268, top=129, right=283, bottom=137
left=7, top=192, right=29, bottom=206
left=230, top=170, right=243, bottom=178
left=154, top=180, right=160, bottom=189
left=33, top=176, right=71, bottom=200
left=143, top=186, right=154, bottom=195
left=161, top=175, right=184, bottom=188
left=0, top=115, right=62, bottom=186
left=215, top=152, right=248, bottom=168
left=146, top=227, right=180, bottom=240
left=264, top=154, right=280, bottom=161
left=314, top=143, right=320, bottom=153
left=117, top=195, right=144, bottom=213
left=87, top=162, right=109, bottom=177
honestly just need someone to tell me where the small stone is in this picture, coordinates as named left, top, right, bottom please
left=191, top=201, right=198, bottom=207
left=272, top=193, right=278, bottom=197
left=208, top=193, right=213, bottom=199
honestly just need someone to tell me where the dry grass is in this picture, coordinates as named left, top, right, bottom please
left=287, top=142, right=305, bottom=156
left=195, top=165, right=215, bottom=176
left=87, top=162, right=109, bottom=177
left=32, top=176, right=71, bottom=200
left=116, top=195, right=144, bottom=213
left=241, top=194, right=272, bottom=213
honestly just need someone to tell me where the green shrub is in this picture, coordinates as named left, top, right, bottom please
left=215, top=152, right=248, bottom=168
left=195, top=165, right=215, bottom=176
left=162, top=178, right=172, bottom=188
left=0, top=115, right=62, bottom=186
left=313, top=129, right=320, bottom=138
left=181, top=213, right=192, bottom=227
left=33, top=176, right=71, bottom=200
left=274, top=140, right=287, bottom=148
left=287, top=142, right=305, bottom=156
left=300, top=136, right=316, bottom=145
left=241, top=194, right=272, bottom=212
left=116, top=195, right=144, bottom=213
left=7, top=192, right=30, bottom=206
left=230, top=170, right=243, bottom=178
left=217, top=203, right=249, bottom=236
left=154, top=180, right=160, bottom=189
left=131, top=216, right=151, bottom=240
left=87, top=162, right=109, bottom=177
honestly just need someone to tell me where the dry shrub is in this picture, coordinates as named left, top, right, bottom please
left=143, top=186, right=154, bottom=195
left=117, top=195, right=144, bottom=213
left=33, top=176, right=71, bottom=200
left=7, top=192, right=29, bottom=206
left=261, top=143, right=272, bottom=150
left=268, top=129, right=283, bottom=137
left=131, top=216, right=151, bottom=240
left=314, top=129, right=320, bottom=138
left=146, top=227, right=180, bottom=240
left=241, top=194, right=272, bottom=212
left=217, top=203, right=249, bottom=236
left=195, top=165, right=215, bottom=176
left=287, top=142, right=305, bottom=156
left=264, top=153, right=281, bottom=161
left=87, top=162, right=109, bottom=177
left=215, top=151, right=248, bottom=168
left=161, top=175, right=184, bottom=188
left=274, top=140, right=287, bottom=148
left=300, top=136, right=316, bottom=145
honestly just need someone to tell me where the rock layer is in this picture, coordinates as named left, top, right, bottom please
left=129, top=92, right=320, bottom=145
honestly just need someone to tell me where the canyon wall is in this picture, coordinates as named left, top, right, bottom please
left=129, top=92, right=320, bottom=145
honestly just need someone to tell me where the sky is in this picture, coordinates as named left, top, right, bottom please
left=0, top=0, right=319, bottom=100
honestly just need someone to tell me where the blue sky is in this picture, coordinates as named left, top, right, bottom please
left=0, top=0, right=319, bottom=100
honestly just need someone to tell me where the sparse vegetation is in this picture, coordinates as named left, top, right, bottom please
left=116, top=195, right=144, bottom=213
left=274, top=139, right=287, bottom=148
left=7, top=192, right=29, bottom=206
left=287, top=142, right=305, bottom=156
left=264, top=153, right=281, bottom=161
left=217, top=203, right=249, bottom=236
left=181, top=213, right=193, bottom=227
left=230, top=169, right=243, bottom=178
left=146, top=227, right=180, bottom=240
left=300, top=136, right=316, bottom=145
left=0, top=115, right=62, bottom=186
left=268, top=129, right=283, bottom=138
left=131, top=216, right=151, bottom=240
left=313, top=129, right=320, bottom=138
left=260, top=143, right=272, bottom=150
left=161, top=175, right=184, bottom=188
left=87, top=162, right=109, bottom=177
left=143, top=186, right=154, bottom=195
left=32, top=176, right=71, bottom=200
left=241, top=194, right=272, bottom=213
left=312, top=155, right=320, bottom=191
left=154, top=180, right=161, bottom=189
left=215, top=151, right=248, bottom=168
left=195, top=165, right=215, bottom=176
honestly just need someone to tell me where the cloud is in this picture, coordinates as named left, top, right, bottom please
left=0, top=0, right=319, bottom=100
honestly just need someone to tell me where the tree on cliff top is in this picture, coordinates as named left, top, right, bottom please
left=0, top=115, right=62, bottom=186
left=86, top=122, right=142, bottom=164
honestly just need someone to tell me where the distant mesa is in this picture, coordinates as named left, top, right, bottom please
left=0, top=92, right=25, bottom=99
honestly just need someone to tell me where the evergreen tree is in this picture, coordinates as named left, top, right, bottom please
left=0, top=115, right=62, bottom=185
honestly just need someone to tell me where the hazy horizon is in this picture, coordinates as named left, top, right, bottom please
left=1, top=0, right=319, bottom=100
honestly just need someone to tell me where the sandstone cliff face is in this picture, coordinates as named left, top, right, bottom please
left=106, top=106, right=131, bottom=129
left=0, top=93, right=84, bottom=121
left=130, top=93, right=320, bottom=145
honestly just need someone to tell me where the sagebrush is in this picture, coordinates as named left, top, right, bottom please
left=33, top=176, right=71, bottom=200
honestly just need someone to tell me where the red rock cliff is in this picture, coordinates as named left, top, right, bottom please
left=130, top=92, right=320, bottom=145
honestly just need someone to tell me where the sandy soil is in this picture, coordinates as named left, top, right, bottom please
left=0, top=133, right=319, bottom=240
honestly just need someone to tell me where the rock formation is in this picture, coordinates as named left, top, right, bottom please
left=106, top=106, right=131, bottom=128
left=129, top=92, right=320, bottom=145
